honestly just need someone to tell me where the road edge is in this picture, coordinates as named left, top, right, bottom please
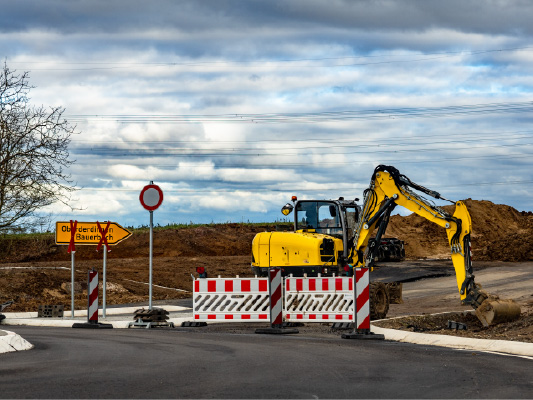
left=0, top=330, right=34, bottom=354
left=371, top=324, right=533, bottom=357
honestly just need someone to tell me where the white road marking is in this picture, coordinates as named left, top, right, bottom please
left=122, top=279, right=190, bottom=292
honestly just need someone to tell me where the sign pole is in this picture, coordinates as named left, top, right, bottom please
left=67, top=219, right=78, bottom=320
left=139, top=181, right=163, bottom=312
left=71, top=251, right=75, bottom=319
left=149, top=210, right=153, bottom=310
left=103, top=244, right=107, bottom=318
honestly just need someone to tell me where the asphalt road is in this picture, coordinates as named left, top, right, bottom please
left=1, top=326, right=532, bottom=399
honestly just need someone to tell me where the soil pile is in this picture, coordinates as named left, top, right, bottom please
left=387, top=199, right=533, bottom=261
left=374, top=308, right=533, bottom=343
left=1, top=200, right=531, bottom=263
left=0, top=223, right=277, bottom=263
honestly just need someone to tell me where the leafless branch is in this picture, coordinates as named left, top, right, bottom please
left=0, top=62, right=78, bottom=232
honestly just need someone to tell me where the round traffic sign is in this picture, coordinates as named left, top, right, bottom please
left=140, top=184, right=164, bottom=211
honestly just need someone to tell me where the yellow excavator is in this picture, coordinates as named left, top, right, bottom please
left=251, top=165, right=521, bottom=326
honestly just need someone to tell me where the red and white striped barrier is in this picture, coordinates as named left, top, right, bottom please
left=284, top=276, right=354, bottom=322
left=193, top=277, right=270, bottom=321
left=268, top=268, right=283, bottom=327
left=191, top=270, right=382, bottom=339
left=354, top=268, right=370, bottom=331
left=88, top=269, right=98, bottom=323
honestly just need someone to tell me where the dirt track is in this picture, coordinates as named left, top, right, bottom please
left=374, top=261, right=533, bottom=342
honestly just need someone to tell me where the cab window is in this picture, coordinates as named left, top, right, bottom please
left=344, top=206, right=358, bottom=239
left=296, top=202, right=318, bottom=230
left=296, top=201, right=342, bottom=237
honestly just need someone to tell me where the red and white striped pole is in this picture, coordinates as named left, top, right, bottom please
left=72, top=267, right=112, bottom=329
left=342, top=266, right=384, bottom=340
left=355, top=267, right=370, bottom=332
left=88, top=268, right=98, bottom=324
left=269, top=268, right=283, bottom=328
left=255, top=268, right=298, bottom=334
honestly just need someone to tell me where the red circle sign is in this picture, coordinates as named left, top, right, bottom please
left=140, top=184, right=164, bottom=211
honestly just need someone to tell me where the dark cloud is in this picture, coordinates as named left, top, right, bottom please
left=3, top=1, right=532, bottom=63
left=3, top=0, right=533, bottom=36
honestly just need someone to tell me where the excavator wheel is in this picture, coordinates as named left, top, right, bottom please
left=370, top=282, right=389, bottom=320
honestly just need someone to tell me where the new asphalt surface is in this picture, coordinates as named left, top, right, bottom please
left=1, top=325, right=533, bottom=399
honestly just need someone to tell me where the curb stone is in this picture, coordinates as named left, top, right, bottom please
left=0, top=330, right=34, bottom=354
left=371, top=324, right=533, bottom=357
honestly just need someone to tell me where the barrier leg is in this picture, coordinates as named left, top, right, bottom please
left=342, top=268, right=384, bottom=340
left=256, top=268, right=298, bottom=335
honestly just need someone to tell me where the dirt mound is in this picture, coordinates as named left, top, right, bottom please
left=1, top=200, right=531, bottom=263
left=374, top=306, right=533, bottom=343
left=0, top=223, right=276, bottom=263
left=387, top=199, right=533, bottom=261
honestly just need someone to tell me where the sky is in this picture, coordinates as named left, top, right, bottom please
left=2, top=0, right=533, bottom=230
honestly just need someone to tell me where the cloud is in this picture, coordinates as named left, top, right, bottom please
left=2, top=0, right=533, bottom=230
left=4, top=1, right=533, bottom=36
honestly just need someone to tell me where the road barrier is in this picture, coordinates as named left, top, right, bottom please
left=268, top=269, right=283, bottom=326
left=88, top=269, right=99, bottom=323
left=285, top=276, right=354, bottom=322
left=255, top=268, right=299, bottom=334
left=192, top=271, right=382, bottom=339
left=354, top=268, right=370, bottom=331
left=193, top=276, right=270, bottom=321
left=72, top=268, right=112, bottom=329
left=342, top=267, right=384, bottom=340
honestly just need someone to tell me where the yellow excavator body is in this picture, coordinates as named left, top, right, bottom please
left=251, top=230, right=344, bottom=275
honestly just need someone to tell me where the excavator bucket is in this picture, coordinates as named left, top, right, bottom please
left=475, top=296, right=521, bottom=327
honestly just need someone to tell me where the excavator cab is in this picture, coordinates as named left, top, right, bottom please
left=291, top=198, right=360, bottom=261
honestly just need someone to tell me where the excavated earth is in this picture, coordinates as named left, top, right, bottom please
left=0, top=199, right=532, bottom=342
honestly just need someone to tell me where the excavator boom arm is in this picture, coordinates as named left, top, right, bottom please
left=352, top=165, right=520, bottom=326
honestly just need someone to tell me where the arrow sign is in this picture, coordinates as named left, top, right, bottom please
left=55, top=221, right=133, bottom=246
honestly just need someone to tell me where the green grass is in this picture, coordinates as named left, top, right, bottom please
left=0, top=231, right=55, bottom=240
left=1, top=220, right=293, bottom=238
left=131, top=220, right=292, bottom=233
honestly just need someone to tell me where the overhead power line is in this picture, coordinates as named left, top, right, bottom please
left=70, top=151, right=533, bottom=168
left=66, top=100, right=533, bottom=124
left=72, top=141, right=533, bottom=158
left=10, top=46, right=533, bottom=70
left=72, top=131, right=533, bottom=151
left=77, top=179, right=533, bottom=193
left=71, top=129, right=533, bottom=145
left=72, top=133, right=533, bottom=153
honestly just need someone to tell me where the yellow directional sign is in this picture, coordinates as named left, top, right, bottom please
left=55, top=221, right=133, bottom=246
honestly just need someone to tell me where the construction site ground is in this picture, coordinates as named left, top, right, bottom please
left=1, top=199, right=532, bottom=343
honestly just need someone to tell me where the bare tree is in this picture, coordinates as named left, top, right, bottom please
left=0, top=62, right=76, bottom=233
